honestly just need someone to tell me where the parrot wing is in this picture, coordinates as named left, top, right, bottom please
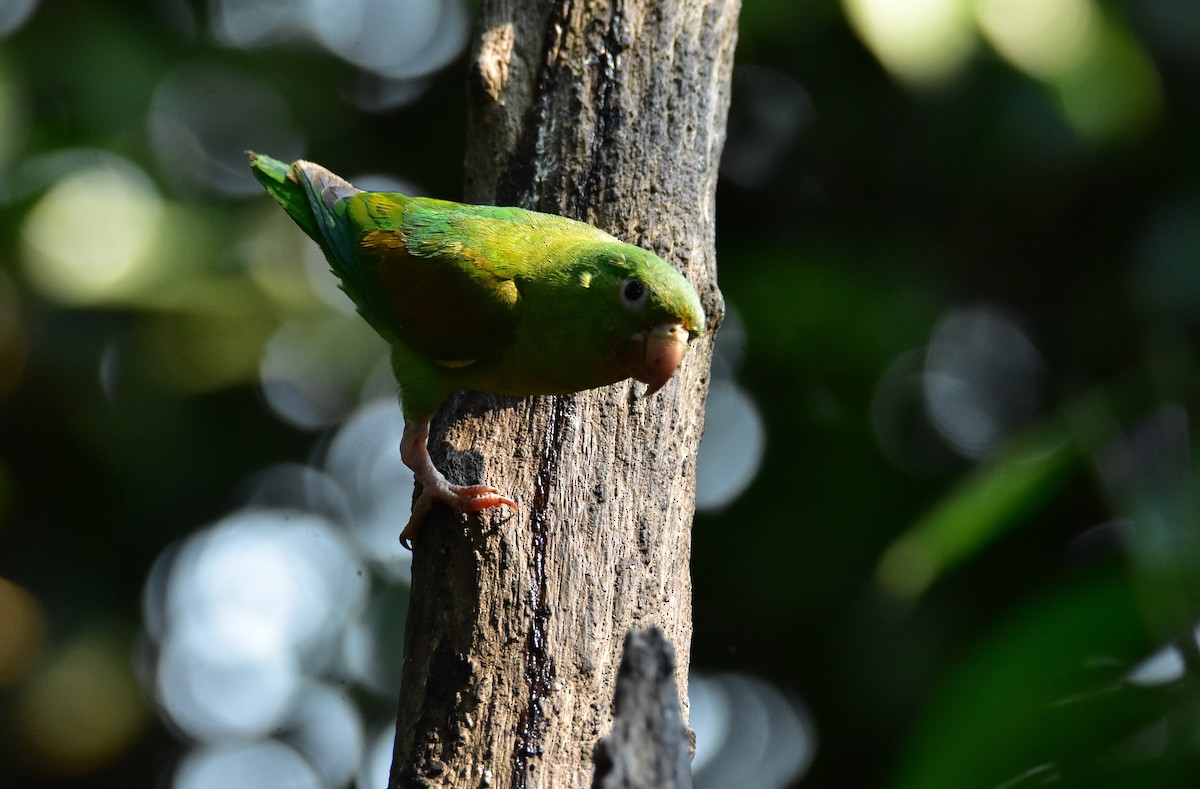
left=341, top=193, right=530, bottom=367
left=249, top=153, right=527, bottom=368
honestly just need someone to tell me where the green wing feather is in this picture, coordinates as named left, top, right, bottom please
left=247, top=152, right=527, bottom=362
left=345, top=194, right=523, bottom=364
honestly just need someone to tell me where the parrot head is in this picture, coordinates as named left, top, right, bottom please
left=580, top=243, right=706, bottom=396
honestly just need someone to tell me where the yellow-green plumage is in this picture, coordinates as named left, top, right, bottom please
left=248, top=152, right=705, bottom=545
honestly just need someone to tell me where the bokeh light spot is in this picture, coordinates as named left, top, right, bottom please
left=156, top=636, right=301, bottom=741
left=141, top=277, right=284, bottom=392
left=306, top=0, right=468, bottom=80
left=163, top=511, right=367, bottom=663
left=340, top=583, right=409, bottom=696
left=260, top=316, right=388, bottom=430
left=975, top=0, right=1161, bottom=144
left=358, top=725, right=398, bottom=789
left=697, top=306, right=763, bottom=512
left=843, top=0, right=976, bottom=87
left=209, top=0, right=305, bottom=48
left=0, top=0, right=37, bottom=38
left=209, top=0, right=469, bottom=107
left=15, top=629, right=149, bottom=778
left=1126, top=642, right=1185, bottom=686
left=284, top=682, right=365, bottom=787
left=20, top=161, right=164, bottom=305
left=690, top=673, right=816, bottom=789
left=722, top=65, right=813, bottom=190
left=175, top=741, right=321, bottom=789
left=924, top=306, right=1044, bottom=460
left=149, top=60, right=302, bottom=196
left=696, top=380, right=766, bottom=512
left=871, top=349, right=957, bottom=476
left=148, top=511, right=369, bottom=742
left=975, top=0, right=1098, bottom=79
left=1051, top=24, right=1161, bottom=144
left=322, top=399, right=414, bottom=575
left=0, top=576, right=45, bottom=686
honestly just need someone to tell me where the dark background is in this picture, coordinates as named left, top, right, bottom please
left=3, top=1, right=1200, bottom=787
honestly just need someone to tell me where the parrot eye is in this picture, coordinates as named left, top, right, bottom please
left=620, top=278, right=649, bottom=310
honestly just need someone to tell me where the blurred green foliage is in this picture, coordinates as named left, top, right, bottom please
left=2, top=0, right=1200, bottom=787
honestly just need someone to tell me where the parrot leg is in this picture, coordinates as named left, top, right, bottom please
left=397, top=419, right=517, bottom=549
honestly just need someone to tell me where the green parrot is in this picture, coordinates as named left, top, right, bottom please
left=248, top=153, right=705, bottom=547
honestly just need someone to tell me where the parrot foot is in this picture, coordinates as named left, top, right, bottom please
left=399, top=480, right=517, bottom=549
left=398, top=419, right=517, bottom=549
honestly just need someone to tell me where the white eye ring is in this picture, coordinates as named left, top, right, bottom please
left=620, top=278, right=649, bottom=310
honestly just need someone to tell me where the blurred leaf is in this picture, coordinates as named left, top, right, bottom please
left=1048, top=16, right=1162, bottom=145
left=876, top=426, right=1078, bottom=599
left=888, top=570, right=1157, bottom=789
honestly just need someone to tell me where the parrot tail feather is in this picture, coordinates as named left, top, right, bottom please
left=292, top=160, right=362, bottom=278
left=294, top=160, right=360, bottom=211
left=247, top=152, right=396, bottom=344
left=247, top=151, right=321, bottom=241
left=246, top=152, right=363, bottom=278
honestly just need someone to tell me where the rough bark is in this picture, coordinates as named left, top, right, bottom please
left=591, top=628, right=694, bottom=789
left=389, top=1, right=738, bottom=787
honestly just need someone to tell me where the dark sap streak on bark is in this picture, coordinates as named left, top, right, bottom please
left=510, top=397, right=568, bottom=788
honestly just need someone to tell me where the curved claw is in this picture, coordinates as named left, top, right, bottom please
left=449, top=484, right=518, bottom=513
left=398, top=482, right=517, bottom=549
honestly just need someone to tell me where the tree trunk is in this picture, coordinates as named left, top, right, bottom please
left=389, top=1, right=738, bottom=786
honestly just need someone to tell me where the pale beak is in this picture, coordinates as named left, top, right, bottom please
left=633, top=322, right=690, bottom=396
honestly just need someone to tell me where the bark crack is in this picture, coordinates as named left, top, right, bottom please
left=573, top=0, right=627, bottom=219
left=497, top=0, right=574, bottom=207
